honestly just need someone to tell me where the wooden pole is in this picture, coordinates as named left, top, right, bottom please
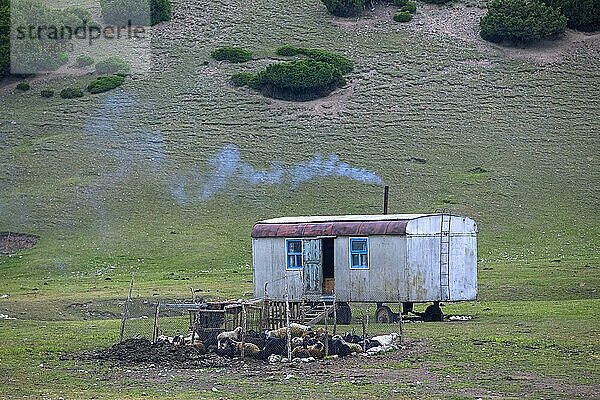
left=152, top=302, right=160, bottom=343
left=119, top=273, right=134, bottom=342
left=383, top=185, right=389, bottom=215
left=241, top=304, right=247, bottom=358
left=284, top=273, right=292, bottom=361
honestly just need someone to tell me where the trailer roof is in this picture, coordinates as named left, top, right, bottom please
left=252, top=214, right=435, bottom=238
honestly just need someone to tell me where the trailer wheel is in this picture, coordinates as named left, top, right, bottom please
left=375, top=305, right=394, bottom=323
left=423, top=302, right=443, bottom=322
left=336, top=302, right=352, bottom=325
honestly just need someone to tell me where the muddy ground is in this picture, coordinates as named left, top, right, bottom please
left=72, top=338, right=598, bottom=398
left=0, top=232, right=39, bottom=255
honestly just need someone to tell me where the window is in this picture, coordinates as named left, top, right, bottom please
left=286, top=239, right=303, bottom=270
left=350, top=237, right=369, bottom=269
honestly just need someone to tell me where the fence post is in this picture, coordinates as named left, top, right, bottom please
left=398, top=292, right=404, bottom=345
left=241, top=303, right=247, bottom=358
left=332, top=296, right=337, bottom=337
left=152, top=302, right=160, bottom=343
left=284, top=273, right=292, bottom=361
left=361, top=304, right=367, bottom=351
left=119, top=273, right=134, bottom=343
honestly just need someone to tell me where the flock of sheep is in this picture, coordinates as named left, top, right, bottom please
left=158, top=323, right=400, bottom=362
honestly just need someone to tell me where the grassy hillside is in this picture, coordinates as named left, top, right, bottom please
left=0, top=0, right=598, bottom=398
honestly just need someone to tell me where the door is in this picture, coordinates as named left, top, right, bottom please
left=302, top=239, right=322, bottom=297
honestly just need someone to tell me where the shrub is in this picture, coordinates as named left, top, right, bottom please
left=393, top=11, right=413, bottom=22
left=95, top=56, right=130, bottom=74
left=0, top=0, right=8, bottom=79
left=100, top=0, right=171, bottom=26
left=150, top=0, right=172, bottom=25
left=480, top=0, right=567, bottom=44
left=211, top=47, right=253, bottom=63
left=87, top=75, right=126, bottom=94
left=63, top=6, right=92, bottom=22
left=275, top=45, right=354, bottom=74
left=76, top=55, right=95, bottom=68
left=16, top=81, right=30, bottom=91
left=321, top=0, right=365, bottom=17
left=543, top=0, right=600, bottom=32
left=401, top=1, right=417, bottom=13
left=422, top=0, right=452, bottom=3
left=392, top=0, right=408, bottom=6
left=231, top=72, right=258, bottom=87
left=255, top=59, right=344, bottom=101
left=40, top=89, right=54, bottom=98
left=60, top=87, right=84, bottom=99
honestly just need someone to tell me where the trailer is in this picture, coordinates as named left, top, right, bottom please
left=251, top=214, right=477, bottom=323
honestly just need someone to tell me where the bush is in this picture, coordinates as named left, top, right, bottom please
left=401, top=1, right=417, bottom=13
left=150, top=0, right=171, bottom=25
left=393, top=11, right=413, bottom=22
left=95, top=56, right=130, bottom=74
left=321, top=0, right=365, bottom=17
left=16, top=81, right=30, bottom=91
left=392, top=0, right=408, bottom=6
left=231, top=72, right=258, bottom=87
left=255, top=59, right=344, bottom=101
left=480, top=0, right=567, bottom=44
left=0, top=0, right=8, bottom=79
left=63, top=6, right=92, bottom=22
left=422, top=0, right=452, bottom=3
left=100, top=0, right=171, bottom=26
left=543, top=0, right=600, bottom=31
left=60, top=87, right=84, bottom=98
left=275, top=45, right=353, bottom=74
left=87, top=75, right=126, bottom=94
left=76, top=55, right=95, bottom=68
left=40, top=89, right=54, bottom=98
left=211, top=47, right=253, bottom=63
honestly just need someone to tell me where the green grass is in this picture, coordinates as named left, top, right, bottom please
left=0, top=0, right=598, bottom=398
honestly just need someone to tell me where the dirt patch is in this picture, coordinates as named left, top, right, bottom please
left=0, top=232, right=39, bottom=255
left=81, top=338, right=232, bottom=368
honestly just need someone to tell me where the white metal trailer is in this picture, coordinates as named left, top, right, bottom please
left=252, top=214, right=477, bottom=322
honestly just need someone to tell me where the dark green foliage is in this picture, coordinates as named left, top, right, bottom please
left=401, top=1, right=417, bottom=13
left=211, top=47, right=253, bottom=63
left=480, top=0, right=567, bottom=44
left=87, top=75, right=126, bottom=94
left=100, top=0, right=150, bottom=25
left=60, top=87, right=84, bottom=98
left=7, top=0, right=78, bottom=75
left=275, top=45, right=353, bottom=74
left=40, top=89, right=54, bottom=98
left=421, top=0, right=452, bottom=3
left=150, top=0, right=171, bottom=25
left=63, top=6, right=92, bottom=22
left=16, top=81, right=30, bottom=91
left=231, top=72, right=258, bottom=87
left=543, top=0, right=600, bottom=31
left=100, top=0, right=171, bottom=26
left=392, top=0, right=408, bottom=6
left=76, top=55, right=95, bottom=68
left=255, top=60, right=344, bottom=101
left=0, top=0, right=9, bottom=78
left=393, top=11, right=413, bottom=22
left=321, top=0, right=365, bottom=17
left=95, top=56, right=130, bottom=74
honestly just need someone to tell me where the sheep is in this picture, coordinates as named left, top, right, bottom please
left=306, top=342, right=325, bottom=359
left=328, top=335, right=352, bottom=357
left=231, top=340, right=261, bottom=359
left=347, top=342, right=363, bottom=353
left=291, top=345, right=310, bottom=359
left=259, top=337, right=288, bottom=360
left=217, top=326, right=243, bottom=348
left=267, top=323, right=311, bottom=339
left=371, top=333, right=399, bottom=347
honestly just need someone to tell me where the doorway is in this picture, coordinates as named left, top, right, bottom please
left=322, top=238, right=334, bottom=294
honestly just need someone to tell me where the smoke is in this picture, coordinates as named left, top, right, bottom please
left=82, top=93, right=384, bottom=206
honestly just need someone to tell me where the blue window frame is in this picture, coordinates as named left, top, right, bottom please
left=350, top=237, right=369, bottom=269
left=286, top=239, right=303, bottom=270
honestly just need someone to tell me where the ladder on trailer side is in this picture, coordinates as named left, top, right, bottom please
left=440, top=214, right=451, bottom=301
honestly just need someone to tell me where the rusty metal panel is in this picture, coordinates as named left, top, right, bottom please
left=302, top=223, right=334, bottom=237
